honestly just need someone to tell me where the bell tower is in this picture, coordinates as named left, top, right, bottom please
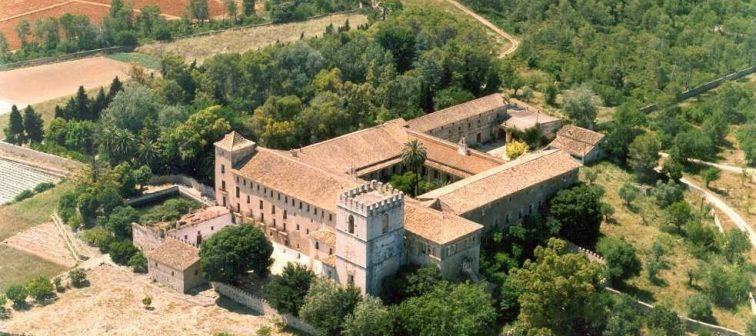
left=214, top=132, right=256, bottom=210
left=335, top=181, right=404, bottom=294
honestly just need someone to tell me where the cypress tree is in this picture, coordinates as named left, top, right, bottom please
left=108, top=76, right=123, bottom=102
left=4, top=105, right=25, bottom=144
left=53, top=105, right=65, bottom=120
left=74, top=86, right=91, bottom=120
left=22, top=105, right=44, bottom=143
left=90, top=87, right=108, bottom=119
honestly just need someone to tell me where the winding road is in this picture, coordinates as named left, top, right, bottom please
left=444, top=0, right=520, bottom=58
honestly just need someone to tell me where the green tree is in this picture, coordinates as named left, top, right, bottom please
left=199, top=225, right=273, bottom=282
left=704, top=264, right=750, bottom=308
left=665, top=201, right=692, bottom=232
left=550, top=184, right=604, bottom=247
left=646, top=304, right=684, bottom=336
left=394, top=282, right=495, bottom=336
left=5, top=284, right=28, bottom=306
left=223, top=0, right=237, bottom=21
left=562, top=86, right=599, bottom=129
left=242, top=0, right=255, bottom=15
left=400, top=139, right=427, bottom=197
left=433, top=86, right=474, bottom=110
left=343, top=296, right=392, bottom=336
left=265, top=263, right=315, bottom=316
left=189, top=0, right=210, bottom=23
left=685, top=294, right=713, bottom=322
left=15, top=19, right=31, bottom=46
left=618, top=182, right=638, bottom=207
left=507, top=238, right=604, bottom=335
left=101, top=85, right=160, bottom=133
left=128, top=252, right=148, bottom=273
left=68, top=268, right=88, bottom=288
left=105, top=206, right=139, bottom=239
left=300, top=278, right=362, bottom=336
left=108, top=240, right=138, bottom=265
left=652, top=180, right=683, bottom=208
left=22, top=105, right=44, bottom=143
left=701, top=167, right=720, bottom=189
left=722, top=230, right=751, bottom=264
left=4, top=105, right=25, bottom=144
left=628, top=133, right=660, bottom=183
left=380, top=264, right=445, bottom=305
left=603, top=295, right=641, bottom=336
left=0, top=32, right=8, bottom=60
left=746, top=317, right=756, bottom=336
left=596, top=237, right=641, bottom=285
left=33, top=17, right=60, bottom=50
left=26, top=276, right=54, bottom=304
left=375, top=25, right=416, bottom=73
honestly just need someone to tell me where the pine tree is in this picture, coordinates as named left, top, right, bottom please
left=4, top=105, right=25, bottom=144
left=90, top=87, right=108, bottom=119
left=242, top=0, right=255, bottom=16
left=23, top=105, right=44, bottom=143
left=73, top=86, right=91, bottom=120
left=108, top=76, right=123, bottom=102
left=53, top=105, right=66, bottom=120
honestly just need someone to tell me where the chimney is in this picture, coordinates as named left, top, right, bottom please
left=457, top=137, right=470, bottom=156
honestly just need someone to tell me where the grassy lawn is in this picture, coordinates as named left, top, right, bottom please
left=585, top=162, right=753, bottom=331
left=0, top=181, right=74, bottom=241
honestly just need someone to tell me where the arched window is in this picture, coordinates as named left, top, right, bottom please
left=382, top=213, right=389, bottom=234
left=348, top=215, right=355, bottom=234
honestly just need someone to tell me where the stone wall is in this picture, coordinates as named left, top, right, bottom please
left=0, top=141, right=85, bottom=176
left=605, top=288, right=744, bottom=336
left=148, top=175, right=216, bottom=202
left=212, top=282, right=317, bottom=335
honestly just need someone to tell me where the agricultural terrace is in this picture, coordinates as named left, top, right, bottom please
left=137, top=13, right=369, bottom=64
left=587, top=163, right=754, bottom=331
left=0, top=0, right=226, bottom=50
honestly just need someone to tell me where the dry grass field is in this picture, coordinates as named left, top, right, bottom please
left=0, top=264, right=290, bottom=336
left=137, top=13, right=369, bottom=63
left=587, top=162, right=753, bottom=331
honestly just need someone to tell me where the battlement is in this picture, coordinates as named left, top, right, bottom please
left=338, top=180, right=404, bottom=215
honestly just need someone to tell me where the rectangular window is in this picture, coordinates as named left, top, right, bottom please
left=296, top=224, right=300, bottom=231
left=236, top=203, right=240, bottom=213
left=247, top=195, right=250, bottom=204
left=299, top=201, right=303, bottom=210
left=221, top=181, right=226, bottom=191
left=272, top=205, right=276, bottom=214
left=235, top=187, right=240, bottom=198
left=221, top=164, right=225, bottom=174
left=259, top=200, right=264, bottom=210
left=314, top=208, right=318, bottom=215
left=329, top=214, right=332, bottom=221
left=283, top=210, right=287, bottom=219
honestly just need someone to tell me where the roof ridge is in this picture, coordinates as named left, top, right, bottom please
left=406, top=129, right=505, bottom=164
left=261, top=147, right=361, bottom=186
left=297, top=118, right=406, bottom=151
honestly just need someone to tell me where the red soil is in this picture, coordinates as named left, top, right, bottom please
left=85, top=0, right=227, bottom=18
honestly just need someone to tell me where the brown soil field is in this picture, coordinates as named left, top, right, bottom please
left=0, top=264, right=291, bottom=336
left=0, top=0, right=68, bottom=19
left=85, top=0, right=227, bottom=18
left=0, top=1, right=110, bottom=50
left=2, top=222, right=77, bottom=268
left=0, top=56, right=130, bottom=113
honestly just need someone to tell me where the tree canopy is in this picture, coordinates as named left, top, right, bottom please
left=199, top=224, right=273, bottom=282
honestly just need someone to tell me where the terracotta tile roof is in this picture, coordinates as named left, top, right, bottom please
left=549, top=136, right=594, bottom=158
left=311, top=229, right=336, bottom=246
left=235, top=148, right=360, bottom=213
left=408, top=130, right=504, bottom=176
left=290, top=119, right=409, bottom=176
left=407, top=94, right=505, bottom=132
left=417, top=150, right=581, bottom=214
left=154, top=206, right=229, bottom=230
left=503, top=99, right=561, bottom=131
left=215, top=131, right=255, bottom=150
left=147, top=238, right=200, bottom=271
left=404, top=200, right=483, bottom=245
left=556, top=125, right=605, bottom=146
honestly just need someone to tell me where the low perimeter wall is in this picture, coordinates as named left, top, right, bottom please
left=0, top=141, right=85, bottom=176
left=212, top=282, right=317, bottom=335
left=605, top=288, right=743, bottom=336
left=148, top=175, right=215, bottom=203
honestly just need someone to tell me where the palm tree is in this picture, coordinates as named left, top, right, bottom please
left=401, top=139, right=427, bottom=197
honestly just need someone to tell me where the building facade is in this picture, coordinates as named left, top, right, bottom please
left=210, top=94, right=579, bottom=295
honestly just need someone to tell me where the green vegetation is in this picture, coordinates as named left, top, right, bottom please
left=549, top=184, right=604, bottom=247
left=68, top=269, right=88, bottom=288
left=264, top=263, right=315, bottom=316
left=199, top=225, right=273, bottom=282
left=139, top=198, right=202, bottom=224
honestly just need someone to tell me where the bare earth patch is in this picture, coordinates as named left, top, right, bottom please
left=137, top=13, right=368, bottom=63
left=0, top=264, right=290, bottom=336
left=2, top=222, right=77, bottom=268
left=0, top=56, right=130, bottom=114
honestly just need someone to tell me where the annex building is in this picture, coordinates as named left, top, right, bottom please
left=214, top=93, right=583, bottom=295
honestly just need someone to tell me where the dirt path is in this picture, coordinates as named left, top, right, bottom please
left=659, top=152, right=755, bottom=176
left=443, top=0, right=519, bottom=58
left=680, top=177, right=756, bottom=248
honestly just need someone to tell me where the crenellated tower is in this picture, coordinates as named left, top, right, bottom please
left=335, top=180, right=405, bottom=294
